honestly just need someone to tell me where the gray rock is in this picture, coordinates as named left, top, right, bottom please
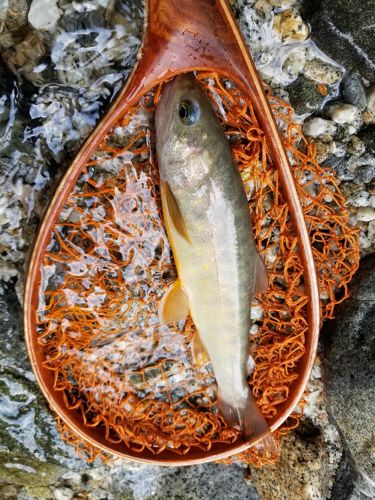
left=323, top=256, right=375, bottom=490
left=341, top=72, right=367, bottom=111
left=356, top=164, right=375, bottom=184
left=324, top=155, right=356, bottom=182
left=303, top=0, right=375, bottom=82
left=248, top=418, right=341, bottom=500
left=358, top=126, right=375, bottom=155
left=287, top=75, right=327, bottom=114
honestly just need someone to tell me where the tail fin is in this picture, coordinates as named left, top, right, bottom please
left=218, top=389, right=277, bottom=453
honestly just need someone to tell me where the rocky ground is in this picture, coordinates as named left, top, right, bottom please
left=0, top=0, right=374, bottom=498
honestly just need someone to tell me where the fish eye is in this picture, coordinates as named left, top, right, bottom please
left=178, top=99, right=200, bottom=125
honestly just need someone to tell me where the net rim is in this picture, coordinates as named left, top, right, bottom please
left=24, top=71, right=320, bottom=465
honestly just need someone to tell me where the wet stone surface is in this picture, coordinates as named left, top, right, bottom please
left=303, top=0, right=375, bottom=82
left=0, top=0, right=374, bottom=498
left=323, top=255, right=375, bottom=496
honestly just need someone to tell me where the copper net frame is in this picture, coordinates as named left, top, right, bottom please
left=24, top=0, right=360, bottom=466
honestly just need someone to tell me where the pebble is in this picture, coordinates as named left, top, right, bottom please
left=282, top=47, right=306, bottom=79
left=347, top=136, right=366, bottom=156
left=304, top=59, right=343, bottom=85
left=356, top=164, right=375, bottom=184
left=331, top=141, right=347, bottom=157
left=28, top=0, right=61, bottom=31
left=357, top=207, right=375, bottom=222
left=341, top=72, right=367, bottom=111
left=362, top=109, right=375, bottom=125
left=273, top=9, right=309, bottom=41
left=52, top=488, right=74, bottom=500
left=287, top=76, right=327, bottom=115
left=303, top=117, right=337, bottom=139
left=347, top=190, right=370, bottom=208
left=313, top=140, right=334, bottom=162
left=328, top=103, right=363, bottom=130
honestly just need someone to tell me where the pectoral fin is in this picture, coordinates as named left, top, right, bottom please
left=191, top=333, right=210, bottom=367
left=252, top=253, right=268, bottom=294
left=161, top=182, right=191, bottom=243
left=158, top=281, right=189, bottom=324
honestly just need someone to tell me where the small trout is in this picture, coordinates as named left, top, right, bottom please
left=155, top=74, right=273, bottom=444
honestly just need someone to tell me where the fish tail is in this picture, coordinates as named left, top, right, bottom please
left=218, top=389, right=277, bottom=453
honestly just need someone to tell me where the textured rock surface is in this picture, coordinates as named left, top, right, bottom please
left=303, top=0, right=375, bottom=82
left=323, top=256, right=375, bottom=494
left=287, top=75, right=328, bottom=114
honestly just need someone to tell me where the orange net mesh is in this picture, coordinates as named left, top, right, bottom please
left=35, top=72, right=359, bottom=465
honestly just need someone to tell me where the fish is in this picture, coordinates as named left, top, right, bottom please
left=155, top=74, right=274, bottom=447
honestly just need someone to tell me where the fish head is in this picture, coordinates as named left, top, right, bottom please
left=155, top=73, right=223, bottom=193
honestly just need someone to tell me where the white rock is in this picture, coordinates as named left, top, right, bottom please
left=304, top=59, right=343, bottom=85
left=251, top=305, right=264, bottom=321
left=282, top=47, right=306, bottom=78
left=303, top=117, right=337, bottom=138
left=28, top=0, right=60, bottom=31
left=52, top=488, right=74, bottom=500
left=331, top=141, right=347, bottom=157
left=349, top=191, right=369, bottom=208
left=328, top=103, right=361, bottom=125
left=357, top=207, right=375, bottom=222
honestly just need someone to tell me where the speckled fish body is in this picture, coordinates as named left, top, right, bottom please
left=155, top=74, right=271, bottom=440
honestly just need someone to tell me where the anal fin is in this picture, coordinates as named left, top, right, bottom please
left=191, top=333, right=210, bottom=367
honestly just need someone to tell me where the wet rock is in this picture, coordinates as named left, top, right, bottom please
left=313, top=140, right=335, bottom=163
left=232, top=0, right=281, bottom=67
left=273, top=9, right=309, bottom=42
left=324, top=155, right=356, bottom=182
left=303, top=117, right=337, bottom=139
left=328, top=103, right=362, bottom=127
left=323, top=256, right=375, bottom=490
left=248, top=417, right=342, bottom=500
left=28, top=0, right=61, bottom=32
left=1, top=29, right=47, bottom=85
left=304, top=58, right=343, bottom=86
left=357, top=206, right=375, bottom=222
left=303, top=0, right=375, bottom=82
left=281, top=47, right=306, bottom=79
left=0, top=58, right=19, bottom=152
left=347, top=136, right=366, bottom=157
left=0, top=0, right=29, bottom=49
left=341, top=72, right=367, bottom=111
left=287, top=76, right=327, bottom=115
left=356, top=165, right=375, bottom=185
left=358, top=126, right=375, bottom=155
